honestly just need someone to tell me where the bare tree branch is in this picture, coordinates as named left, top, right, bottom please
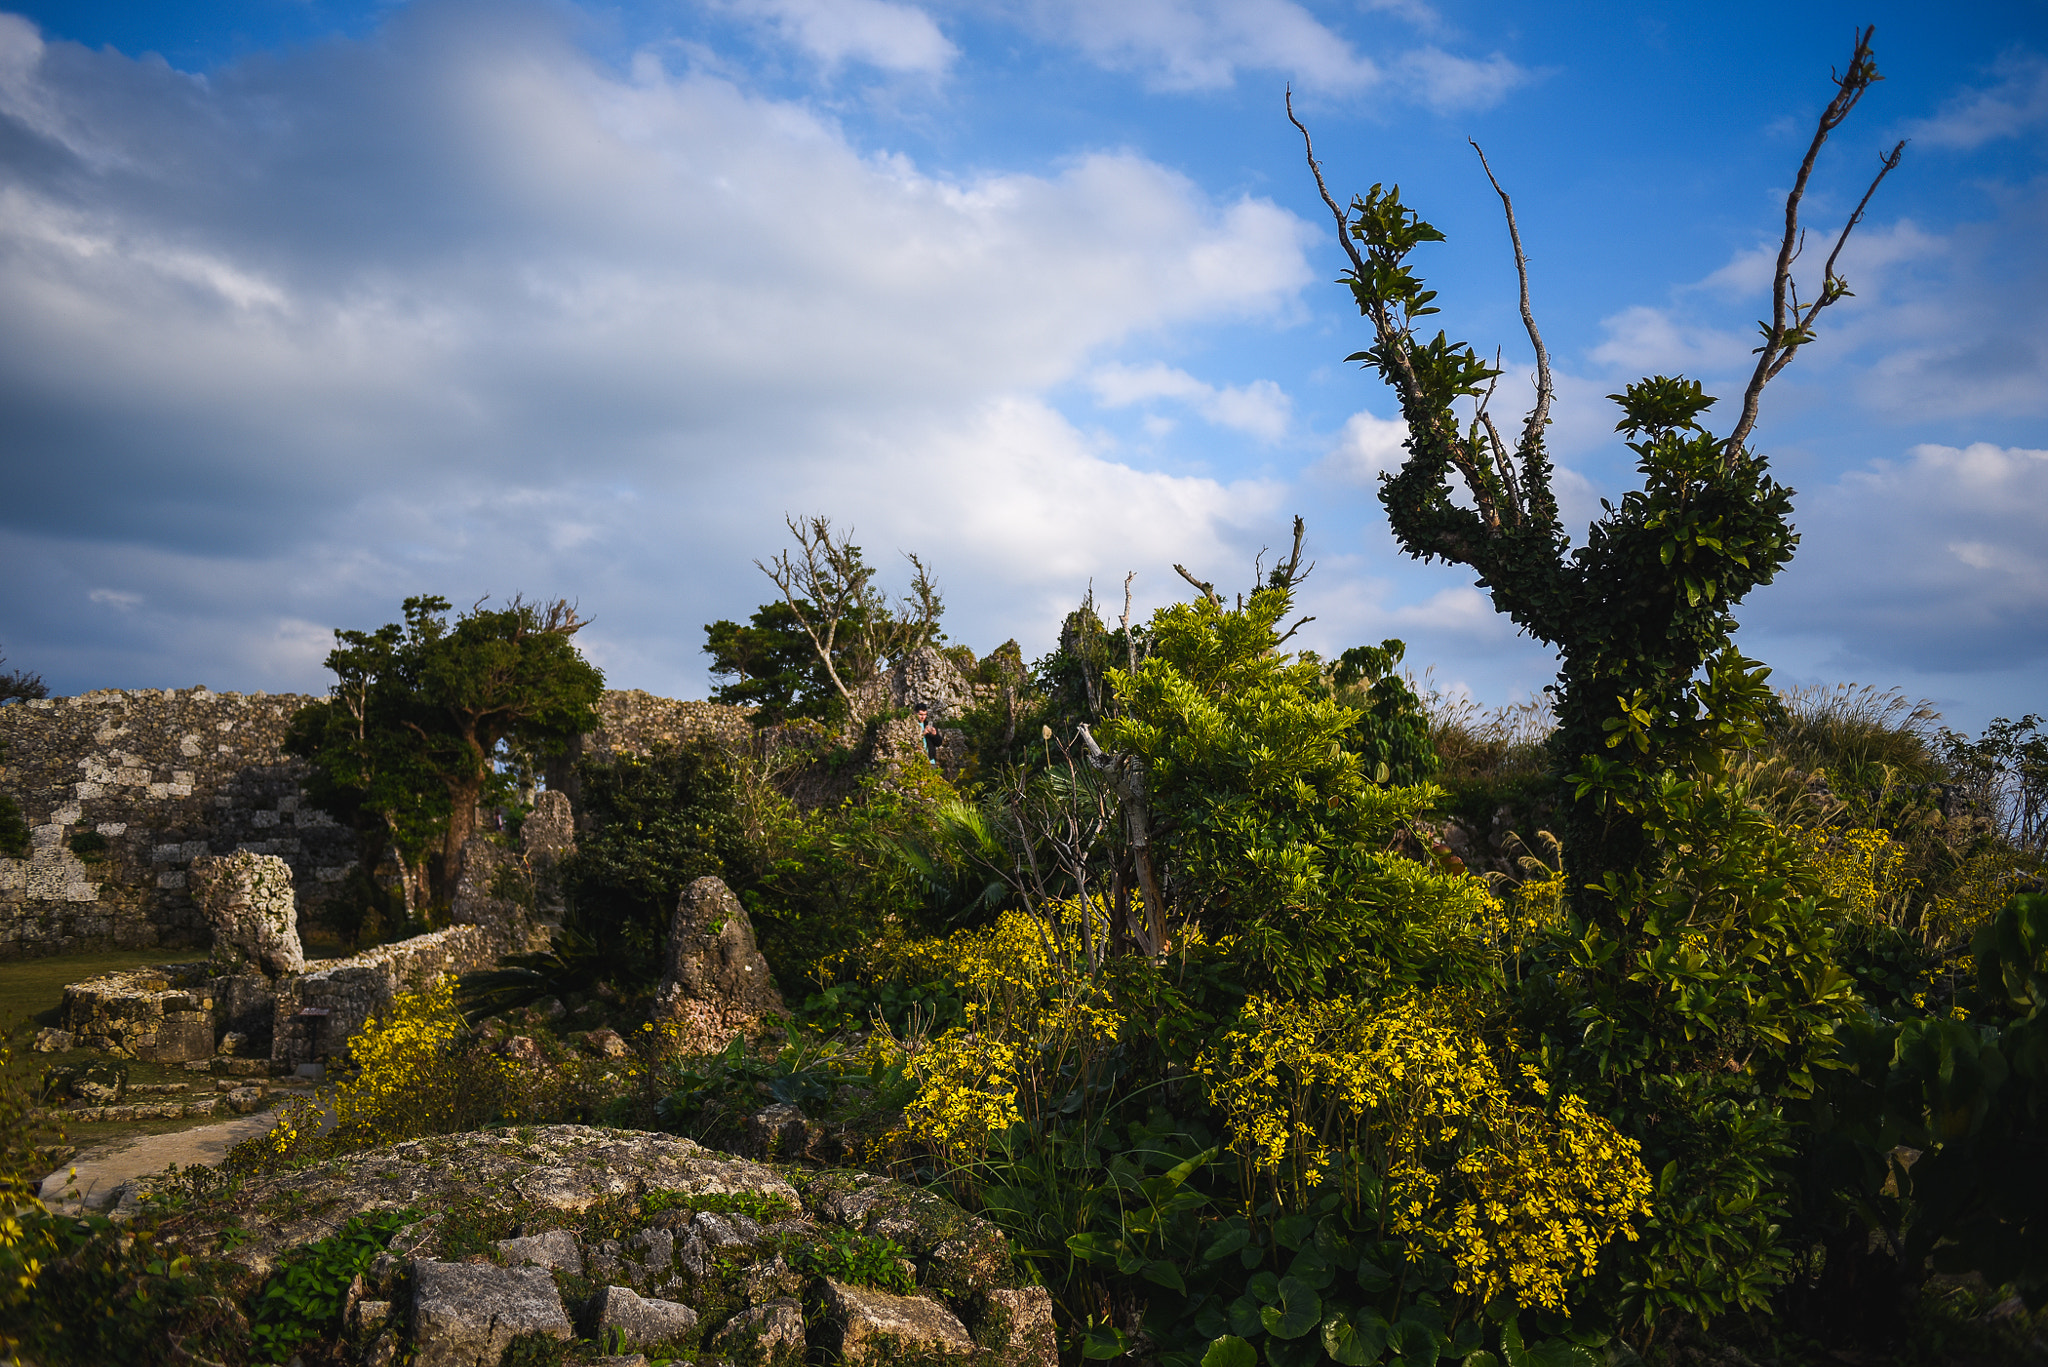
left=1272, top=614, right=1317, bottom=647
left=1725, top=26, right=1903, bottom=460
left=1266, top=514, right=1315, bottom=593
left=756, top=514, right=869, bottom=721
left=1470, top=140, right=1554, bottom=460
left=1290, top=90, right=1501, bottom=539
left=1173, top=562, right=1222, bottom=608
left=1120, top=571, right=1138, bottom=676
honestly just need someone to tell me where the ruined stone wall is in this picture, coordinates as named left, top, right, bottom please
left=0, top=689, right=355, bottom=959
left=546, top=691, right=756, bottom=799
left=574, top=691, right=755, bottom=762
left=1, top=687, right=759, bottom=959
left=273, top=925, right=498, bottom=1068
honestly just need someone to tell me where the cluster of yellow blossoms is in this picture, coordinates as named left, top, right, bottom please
left=873, top=901, right=1128, bottom=1169
left=263, top=975, right=519, bottom=1161
left=1200, top=992, right=1651, bottom=1312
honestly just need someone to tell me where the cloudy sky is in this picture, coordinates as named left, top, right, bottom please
left=0, top=0, right=2042, bottom=731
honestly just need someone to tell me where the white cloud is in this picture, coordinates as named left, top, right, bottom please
left=1587, top=304, right=1750, bottom=376
left=728, top=0, right=957, bottom=74
left=88, top=589, right=142, bottom=610
left=1903, top=51, right=2048, bottom=151
left=1015, top=0, right=1527, bottom=107
left=1753, top=442, right=2048, bottom=673
left=0, top=3, right=1317, bottom=696
left=1319, top=408, right=1409, bottom=482
left=1395, top=46, right=1527, bottom=113
left=1088, top=361, right=1291, bottom=440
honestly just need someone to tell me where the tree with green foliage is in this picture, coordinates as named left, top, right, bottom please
left=287, top=594, right=604, bottom=911
left=1290, top=31, right=1901, bottom=930
left=0, top=644, right=44, bottom=704
left=734, top=514, right=944, bottom=726
left=703, top=599, right=840, bottom=725
left=1292, top=29, right=1924, bottom=1342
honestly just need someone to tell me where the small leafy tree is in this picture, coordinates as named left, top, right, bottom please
left=703, top=599, right=840, bottom=725
left=749, top=515, right=944, bottom=724
left=1289, top=29, right=1903, bottom=928
left=288, top=595, right=604, bottom=910
left=0, top=644, right=45, bottom=704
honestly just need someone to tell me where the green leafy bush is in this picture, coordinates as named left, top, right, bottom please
left=248, top=1209, right=413, bottom=1362
left=787, top=1225, right=914, bottom=1293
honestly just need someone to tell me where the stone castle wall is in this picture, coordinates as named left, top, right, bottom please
left=570, top=690, right=755, bottom=764
left=2, top=687, right=759, bottom=959
left=0, top=688, right=355, bottom=960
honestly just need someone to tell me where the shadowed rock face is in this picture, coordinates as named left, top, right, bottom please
left=653, top=875, right=784, bottom=1051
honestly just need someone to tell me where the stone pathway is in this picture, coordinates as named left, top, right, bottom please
left=37, top=1108, right=292, bottom=1215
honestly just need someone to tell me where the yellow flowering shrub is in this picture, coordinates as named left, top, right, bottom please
left=896, top=1032, right=1024, bottom=1166
left=1200, top=992, right=1651, bottom=1312
left=1799, top=825, right=1913, bottom=925
left=260, top=975, right=519, bottom=1162
left=872, top=901, right=1130, bottom=1175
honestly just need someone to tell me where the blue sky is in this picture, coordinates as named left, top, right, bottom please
left=0, top=0, right=2043, bottom=731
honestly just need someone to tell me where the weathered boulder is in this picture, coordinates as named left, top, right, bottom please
left=744, top=1101, right=848, bottom=1164
left=411, top=1261, right=572, bottom=1367
left=449, top=836, right=545, bottom=954
left=522, top=789, right=576, bottom=926
left=495, top=1227, right=584, bottom=1274
left=985, top=1285, right=1059, bottom=1367
left=593, top=1283, right=699, bottom=1348
left=189, top=849, right=304, bottom=977
left=652, top=876, right=784, bottom=1051
left=31, top=1027, right=71, bottom=1053
left=713, top=1296, right=806, bottom=1366
left=819, top=1277, right=976, bottom=1365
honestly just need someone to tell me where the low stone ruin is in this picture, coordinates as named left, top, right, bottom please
left=168, top=1124, right=1054, bottom=1367
left=654, top=875, right=785, bottom=1053
left=56, top=964, right=216, bottom=1062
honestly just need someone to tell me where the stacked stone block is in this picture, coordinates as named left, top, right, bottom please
left=60, top=964, right=217, bottom=1062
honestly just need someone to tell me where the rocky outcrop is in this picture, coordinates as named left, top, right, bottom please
left=845, top=646, right=979, bottom=780
left=189, top=849, right=305, bottom=977
left=653, top=876, right=785, bottom=1052
left=144, top=1124, right=1041, bottom=1366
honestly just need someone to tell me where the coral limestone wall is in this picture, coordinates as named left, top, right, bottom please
left=0, top=688, right=355, bottom=959
left=0, top=687, right=758, bottom=960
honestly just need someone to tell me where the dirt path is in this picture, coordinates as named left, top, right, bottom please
left=38, top=1109, right=288, bottom=1215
